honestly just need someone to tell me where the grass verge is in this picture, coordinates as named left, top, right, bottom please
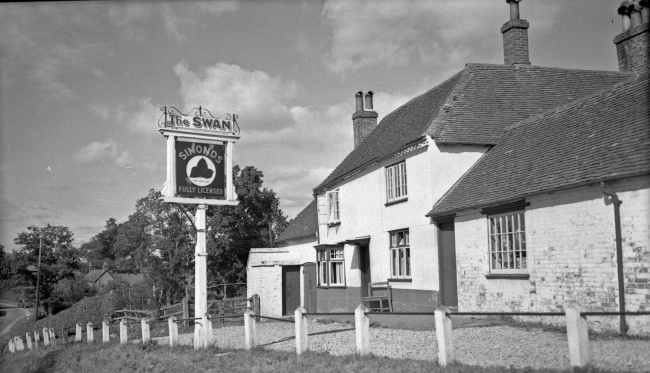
left=1, top=340, right=621, bottom=373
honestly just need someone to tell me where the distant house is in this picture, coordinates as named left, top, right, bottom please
left=247, top=199, right=318, bottom=316
left=83, top=263, right=144, bottom=291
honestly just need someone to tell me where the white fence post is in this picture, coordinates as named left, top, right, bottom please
left=43, top=327, right=50, bottom=346
left=102, top=321, right=110, bottom=343
left=435, top=305, right=454, bottom=366
left=9, top=339, right=15, bottom=353
left=75, top=323, right=82, bottom=342
left=26, top=333, right=33, bottom=350
left=120, top=320, right=128, bottom=345
left=203, top=314, right=212, bottom=348
left=168, top=316, right=178, bottom=347
left=142, top=319, right=150, bottom=344
left=355, top=304, right=370, bottom=355
left=15, top=336, right=24, bottom=351
left=294, top=307, right=308, bottom=356
left=49, top=329, right=56, bottom=346
left=566, top=301, right=590, bottom=368
left=34, top=331, right=39, bottom=349
left=244, top=309, right=257, bottom=350
left=167, top=316, right=178, bottom=347
left=87, top=323, right=94, bottom=343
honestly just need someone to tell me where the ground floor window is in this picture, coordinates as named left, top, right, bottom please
left=317, top=247, right=345, bottom=286
left=390, top=229, right=410, bottom=279
left=488, top=211, right=526, bottom=272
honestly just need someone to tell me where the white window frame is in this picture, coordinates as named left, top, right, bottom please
left=488, top=211, right=527, bottom=274
left=386, top=161, right=407, bottom=202
left=317, top=247, right=345, bottom=286
left=327, top=189, right=340, bottom=223
left=389, top=229, right=411, bottom=279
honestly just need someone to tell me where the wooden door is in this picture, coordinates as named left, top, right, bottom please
left=438, top=223, right=458, bottom=309
left=282, top=266, right=301, bottom=315
left=359, top=245, right=371, bottom=297
left=303, top=264, right=317, bottom=313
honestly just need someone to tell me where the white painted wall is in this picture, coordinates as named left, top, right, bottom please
left=247, top=242, right=317, bottom=317
left=316, top=138, right=487, bottom=295
left=453, top=176, right=650, bottom=334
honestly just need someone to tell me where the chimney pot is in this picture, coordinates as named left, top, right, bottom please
left=355, top=91, right=364, bottom=112
left=630, top=1, right=643, bottom=27
left=364, top=91, right=374, bottom=111
left=620, top=1, right=632, bottom=31
left=507, top=0, right=521, bottom=20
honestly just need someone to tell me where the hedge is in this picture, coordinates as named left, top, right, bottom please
left=11, top=292, right=124, bottom=337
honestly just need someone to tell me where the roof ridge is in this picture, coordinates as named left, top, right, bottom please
left=426, top=68, right=472, bottom=138
left=465, top=62, right=636, bottom=75
left=507, top=72, right=648, bottom=131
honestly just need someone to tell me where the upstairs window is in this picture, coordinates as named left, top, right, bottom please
left=390, top=229, right=411, bottom=279
left=386, top=162, right=407, bottom=202
left=317, top=248, right=345, bottom=286
left=488, top=211, right=527, bottom=273
left=327, top=190, right=340, bottom=223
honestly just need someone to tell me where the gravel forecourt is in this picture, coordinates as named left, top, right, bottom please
left=149, top=320, right=650, bottom=372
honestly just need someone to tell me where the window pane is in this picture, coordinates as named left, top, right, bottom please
left=405, top=231, right=409, bottom=245
left=392, top=249, right=397, bottom=276
left=399, top=248, right=404, bottom=276
left=406, top=248, right=411, bottom=276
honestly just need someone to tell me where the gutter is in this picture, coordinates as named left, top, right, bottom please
left=599, top=181, right=628, bottom=337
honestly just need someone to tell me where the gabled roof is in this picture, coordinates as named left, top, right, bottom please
left=428, top=73, right=650, bottom=216
left=314, top=64, right=633, bottom=194
left=83, top=269, right=111, bottom=283
left=275, top=198, right=318, bottom=244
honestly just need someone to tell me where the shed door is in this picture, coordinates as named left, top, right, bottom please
left=438, top=222, right=458, bottom=309
left=282, top=266, right=301, bottom=315
left=303, top=264, right=317, bottom=313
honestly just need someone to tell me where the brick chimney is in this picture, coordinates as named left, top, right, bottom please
left=614, top=0, right=650, bottom=74
left=352, top=91, right=378, bottom=148
left=501, top=0, right=530, bottom=65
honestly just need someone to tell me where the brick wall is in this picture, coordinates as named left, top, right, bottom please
left=454, top=176, right=650, bottom=334
left=501, top=19, right=530, bottom=65
left=614, top=24, right=650, bottom=74
left=247, top=265, right=282, bottom=316
left=352, top=110, right=378, bottom=148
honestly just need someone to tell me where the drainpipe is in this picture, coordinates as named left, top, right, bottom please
left=599, top=182, right=628, bottom=336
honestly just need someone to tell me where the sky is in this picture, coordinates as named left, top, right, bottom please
left=0, top=0, right=628, bottom=251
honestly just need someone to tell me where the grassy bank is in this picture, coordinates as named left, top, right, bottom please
left=0, top=340, right=619, bottom=373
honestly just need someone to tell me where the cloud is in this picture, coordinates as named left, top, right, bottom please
left=161, top=2, right=240, bottom=42
left=74, top=140, right=131, bottom=165
left=322, top=0, right=561, bottom=73
left=174, top=62, right=298, bottom=128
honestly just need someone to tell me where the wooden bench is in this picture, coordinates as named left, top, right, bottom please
left=361, top=282, right=393, bottom=312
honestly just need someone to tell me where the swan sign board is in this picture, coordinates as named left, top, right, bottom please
left=175, top=139, right=225, bottom=199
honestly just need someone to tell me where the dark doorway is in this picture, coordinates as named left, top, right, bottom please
left=303, top=263, right=317, bottom=312
left=282, top=266, right=301, bottom=315
left=359, top=245, right=371, bottom=297
left=438, top=222, right=458, bottom=309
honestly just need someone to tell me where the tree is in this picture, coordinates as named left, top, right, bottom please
left=12, top=225, right=80, bottom=315
left=204, top=166, right=289, bottom=289
left=80, top=218, right=119, bottom=267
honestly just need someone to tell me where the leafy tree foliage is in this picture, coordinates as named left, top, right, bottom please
left=12, top=225, right=80, bottom=314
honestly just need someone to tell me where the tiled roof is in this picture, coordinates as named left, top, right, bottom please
left=275, top=198, right=318, bottom=243
left=83, top=269, right=108, bottom=283
left=314, top=71, right=464, bottom=193
left=314, top=64, right=633, bottom=194
left=429, top=73, right=650, bottom=216
left=431, top=64, right=635, bottom=145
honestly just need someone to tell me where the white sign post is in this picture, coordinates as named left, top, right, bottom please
left=158, top=107, right=241, bottom=349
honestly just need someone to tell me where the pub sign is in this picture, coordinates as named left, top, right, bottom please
left=175, top=140, right=225, bottom=199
